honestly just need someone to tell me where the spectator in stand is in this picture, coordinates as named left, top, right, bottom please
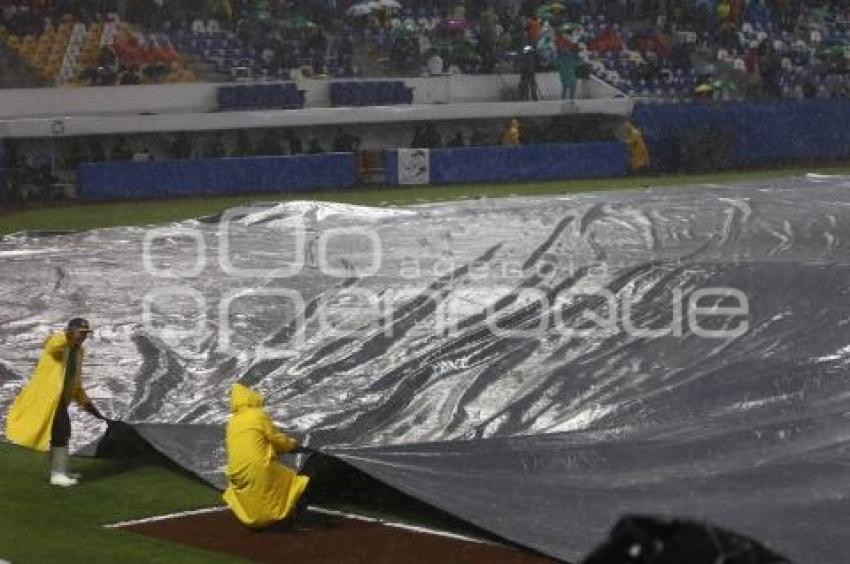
left=624, top=121, right=649, bottom=173
left=169, top=133, right=192, bottom=160
left=338, top=32, right=354, bottom=73
left=307, top=138, right=324, bottom=154
left=65, top=141, right=89, bottom=171
left=204, top=134, right=227, bottom=158
left=501, top=118, right=521, bottom=145
left=775, top=0, right=793, bottom=31
left=447, top=132, right=465, bottom=147
left=557, top=43, right=580, bottom=100
left=91, top=45, right=119, bottom=85
left=233, top=131, right=253, bottom=157
left=716, top=0, right=731, bottom=25
left=87, top=137, right=107, bottom=163
left=469, top=129, right=489, bottom=147
left=110, top=136, right=133, bottom=160
left=478, top=7, right=499, bottom=73
left=427, top=51, right=444, bottom=75
left=165, top=61, right=196, bottom=83
left=525, top=14, right=541, bottom=44
left=518, top=45, right=539, bottom=101
left=729, top=0, right=744, bottom=27
left=332, top=129, right=359, bottom=152
left=308, top=27, right=328, bottom=76
left=257, top=131, right=284, bottom=156
left=411, top=125, right=425, bottom=148
left=119, top=66, right=142, bottom=85
left=760, top=42, right=782, bottom=98
left=554, top=29, right=572, bottom=55
left=132, top=147, right=154, bottom=161
left=422, top=123, right=442, bottom=149
left=285, top=130, right=303, bottom=155
left=191, top=17, right=206, bottom=35
left=589, top=25, right=623, bottom=54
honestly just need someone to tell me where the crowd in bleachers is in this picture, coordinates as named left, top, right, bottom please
left=353, top=0, right=850, bottom=100
left=0, top=1, right=195, bottom=85
left=2, top=0, right=850, bottom=100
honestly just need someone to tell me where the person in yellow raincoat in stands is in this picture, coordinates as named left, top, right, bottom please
left=624, top=121, right=650, bottom=173
left=224, top=383, right=311, bottom=528
left=5, top=318, right=105, bottom=487
left=501, top=118, right=521, bottom=146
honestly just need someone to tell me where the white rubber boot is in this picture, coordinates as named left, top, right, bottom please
left=56, top=445, right=82, bottom=481
left=49, top=447, right=78, bottom=487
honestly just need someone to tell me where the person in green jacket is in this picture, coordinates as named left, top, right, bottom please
left=557, top=44, right=580, bottom=100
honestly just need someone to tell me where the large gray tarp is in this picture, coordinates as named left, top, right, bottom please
left=3, top=176, right=850, bottom=562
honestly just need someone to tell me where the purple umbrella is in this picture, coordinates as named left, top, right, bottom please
left=436, top=18, right=469, bottom=31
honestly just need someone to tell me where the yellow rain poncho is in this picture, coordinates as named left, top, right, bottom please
left=223, top=384, right=310, bottom=528
left=625, top=122, right=650, bottom=172
left=5, top=332, right=91, bottom=452
left=501, top=118, right=521, bottom=145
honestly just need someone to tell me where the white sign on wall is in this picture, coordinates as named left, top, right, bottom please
left=397, top=148, right=430, bottom=185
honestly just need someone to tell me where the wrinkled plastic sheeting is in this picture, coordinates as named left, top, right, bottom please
left=3, top=176, right=850, bottom=562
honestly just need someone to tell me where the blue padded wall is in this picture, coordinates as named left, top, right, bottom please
left=78, top=154, right=357, bottom=200
left=329, top=81, right=414, bottom=107
left=0, top=141, right=7, bottom=207
left=383, top=150, right=400, bottom=185
left=633, top=100, right=850, bottom=171
left=216, top=83, right=305, bottom=110
left=429, top=143, right=627, bottom=184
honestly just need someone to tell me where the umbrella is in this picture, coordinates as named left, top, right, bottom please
left=547, top=2, right=566, bottom=10
left=347, top=3, right=373, bottom=16
left=436, top=18, right=469, bottom=31
left=379, top=0, right=402, bottom=8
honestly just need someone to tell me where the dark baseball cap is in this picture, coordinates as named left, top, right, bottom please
left=66, top=318, right=92, bottom=333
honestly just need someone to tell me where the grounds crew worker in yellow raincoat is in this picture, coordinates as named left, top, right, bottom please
left=5, top=318, right=105, bottom=487
left=625, top=121, right=650, bottom=173
left=501, top=118, right=521, bottom=146
left=224, top=383, right=310, bottom=528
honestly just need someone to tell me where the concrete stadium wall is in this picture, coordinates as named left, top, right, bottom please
left=633, top=99, right=850, bottom=171
left=0, top=74, right=620, bottom=120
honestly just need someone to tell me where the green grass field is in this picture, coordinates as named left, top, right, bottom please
left=0, top=442, right=241, bottom=563
left=2, top=164, right=850, bottom=562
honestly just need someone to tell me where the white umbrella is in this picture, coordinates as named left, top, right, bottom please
left=379, top=0, right=401, bottom=8
left=346, top=3, right=372, bottom=15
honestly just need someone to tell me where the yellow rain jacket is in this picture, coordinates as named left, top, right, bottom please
left=223, top=384, right=310, bottom=528
left=5, top=332, right=91, bottom=452
left=625, top=122, right=650, bottom=172
left=501, top=118, right=521, bottom=145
